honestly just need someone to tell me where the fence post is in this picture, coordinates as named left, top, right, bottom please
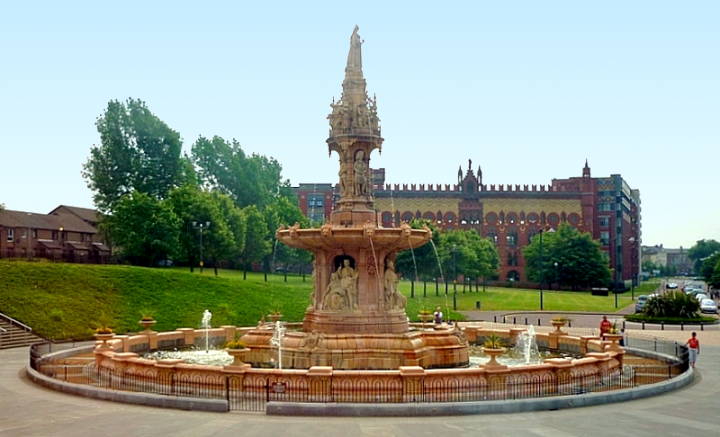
left=654, top=338, right=657, bottom=352
left=435, top=278, right=439, bottom=296
left=423, top=281, right=427, bottom=297
left=642, top=321, right=645, bottom=330
left=700, top=322, right=704, bottom=331
left=661, top=321, right=664, bottom=331
left=411, top=281, right=415, bottom=299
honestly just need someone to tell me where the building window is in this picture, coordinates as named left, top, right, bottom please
left=600, top=231, right=610, bottom=246
left=52, top=231, right=58, bottom=240
left=506, top=232, right=517, bottom=247
left=598, top=203, right=612, bottom=212
left=32, top=229, right=38, bottom=239
left=507, top=252, right=519, bottom=266
left=486, top=231, right=498, bottom=245
left=599, top=216, right=610, bottom=228
left=507, top=270, right=520, bottom=281
left=7, top=228, right=14, bottom=242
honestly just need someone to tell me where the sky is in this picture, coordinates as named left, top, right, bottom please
left=0, top=1, right=718, bottom=249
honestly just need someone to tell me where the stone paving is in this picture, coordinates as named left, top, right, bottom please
left=1, top=330, right=719, bottom=437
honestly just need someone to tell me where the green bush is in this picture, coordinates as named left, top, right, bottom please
left=625, top=314, right=716, bottom=324
left=644, top=291, right=701, bottom=319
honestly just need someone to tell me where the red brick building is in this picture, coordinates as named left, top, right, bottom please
left=295, top=160, right=641, bottom=288
left=0, top=206, right=109, bottom=263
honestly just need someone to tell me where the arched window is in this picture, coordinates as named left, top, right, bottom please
left=506, top=231, right=518, bottom=247
left=401, top=211, right=414, bottom=222
left=507, top=270, right=520, bottom=281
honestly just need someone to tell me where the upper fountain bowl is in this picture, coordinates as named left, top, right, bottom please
left=276, top=222, right=431, bottom=252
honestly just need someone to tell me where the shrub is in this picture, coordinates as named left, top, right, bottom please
left=483, top=333, right=505, bottom=349
left=644, top=291, right=700, bottom=319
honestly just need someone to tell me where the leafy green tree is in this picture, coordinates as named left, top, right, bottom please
left=105, top=191, right=180, bottom=266
left=191, top=136, right=288, bottom=209
left=83, top=98, right=186, bottom=213
left=167, top=185, right=238, bottom=275
left=240, top=205, right=271, bottom=271
left=432, top=229, right=499, bottom=285
left=701, top=252, right=720, bottom=284
left=710, top=258, right=720, bottom=289
left=688, top=239, right=720, bottom=274
left=395, top=219, right=442, bottom=281
left=264, top=196, right=312, bottom=272
left=524, top=223, right=611, bottom=290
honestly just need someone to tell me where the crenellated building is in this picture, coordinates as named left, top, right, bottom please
left=295, top=159, right=641, bottom=287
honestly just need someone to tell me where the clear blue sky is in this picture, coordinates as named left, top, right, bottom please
left=1, top=1, right=718, bottom=248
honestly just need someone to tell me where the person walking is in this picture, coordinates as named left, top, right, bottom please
left=599, top=315, right=612, bottom=339
left=685, top=332, right=700, bottom=368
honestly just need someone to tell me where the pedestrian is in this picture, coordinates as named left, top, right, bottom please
left=433, top=306, right=443, bottom=324
left=685, top=332, right=700, bottom=368
left=599, top=315, right=611, bottom=339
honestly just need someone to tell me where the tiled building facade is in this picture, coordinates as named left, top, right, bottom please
left=295, top=160, right=641, bottom=287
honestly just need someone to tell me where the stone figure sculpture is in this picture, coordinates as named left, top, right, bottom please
left=384, top=260, right=406, bottom=310
left=321, top=259, right=359, bottom=311
left=346, top=25, right=362, bottom=71
left=353, top=150, right=368, bottom=196
left=339, top=259, right=359, bottom=310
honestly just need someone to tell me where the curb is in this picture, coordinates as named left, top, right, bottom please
left=26, top=364, right=229, bottom=412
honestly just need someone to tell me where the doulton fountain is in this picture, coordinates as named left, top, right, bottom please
left=241, top=26, right=469, bottom=369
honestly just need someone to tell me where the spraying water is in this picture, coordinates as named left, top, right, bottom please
left=408, top=237, right=419, bottom=283
left=270, top=321, right=286, bottom=370
left=429, top=239, right=445, bottom=283
left=201, top=309, right=212, bottom=353
left=513, top=325, right=540, bottom=364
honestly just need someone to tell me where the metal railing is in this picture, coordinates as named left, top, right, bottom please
left=0, top=312, right=33, bottom=332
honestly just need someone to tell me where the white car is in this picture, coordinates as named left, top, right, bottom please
left=694, top=293, right=708, bottom=301
left=666, top=282, right=678, bottom=289
left=700, top=299, right=718, bottom=314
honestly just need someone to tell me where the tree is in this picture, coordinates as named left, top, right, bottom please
left=264, top=196, right=312, bottom=272
left=688, top=239, right=720, bottom=274
left=240, top=205, right=271, bottom=271
left=105, top=191, right=180, bottom=266
left=83, top=98, right=186, bottom=213
left=429, top=229, right=499, bottom=286
left=191, top=136, right=288, bottom=209
left=395, top=219, right=442, bottom=281
left=710, top=258, right=720, bottom=289
left=167, top=185, right=239, bottom=275
left=701, top=252, right=720, bottom=284
left=524, top=223, right=611, bottom=290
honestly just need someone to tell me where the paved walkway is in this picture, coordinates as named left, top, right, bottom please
left=1, top=332, right=719, bottom=437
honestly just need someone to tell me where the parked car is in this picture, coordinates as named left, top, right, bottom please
left=694, top=293, right=709, bottom=302
left=635, top=295, right=649, bottom=313
left=700, top=299, right=718, bottom=314
left=666, top=282, right=678, bottom=289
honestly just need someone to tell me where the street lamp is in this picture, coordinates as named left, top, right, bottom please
left=192, top=221, right=211, bottom=273
left=628, top=237, right=637, bottom=300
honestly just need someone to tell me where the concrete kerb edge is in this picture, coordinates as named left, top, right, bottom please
left=267, top=368, right=695, bottom=417
left=25, top=364, right=229, bottom=412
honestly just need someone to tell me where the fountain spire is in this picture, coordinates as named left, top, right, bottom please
left=327, top=26, right=383, bottom=221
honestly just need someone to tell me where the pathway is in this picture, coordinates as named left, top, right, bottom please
left=1, top=332, right=719, bottom=436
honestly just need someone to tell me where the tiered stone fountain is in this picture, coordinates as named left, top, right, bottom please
left=241, top=26, right=469, bottom=370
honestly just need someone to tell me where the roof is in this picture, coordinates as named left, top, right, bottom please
left=48, top=205, right=100, bottom=223
left=0, top=209, right=97, bottom=234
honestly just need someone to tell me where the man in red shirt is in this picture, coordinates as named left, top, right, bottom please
left=686, top=332, right=700, bottom=368
left=599, top=315, right=612, bottom=339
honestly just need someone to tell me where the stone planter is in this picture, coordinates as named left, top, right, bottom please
left=226, top=348, right=251, bottom=367
left=603, top=333, right=624, bottom=352
left=418, top=313, right=433, bottom=327
left=551, top=319, right=567, bottom=334
left=482, top=347, right=507, bottom=369
left=94, top=332, right=114, bottom=349
left=268, top=314, right=283, bottom=323
left=139, top=319, right=157, bottom=332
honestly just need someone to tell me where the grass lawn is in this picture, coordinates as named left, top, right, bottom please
left=0, top=260, right=660, bottom=340
left=398, top=279, right=660, bottom=318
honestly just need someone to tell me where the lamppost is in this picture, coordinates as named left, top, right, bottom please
left=628, top=237, right=637, bottom=300
left=192, top=221, right=210, bottom=273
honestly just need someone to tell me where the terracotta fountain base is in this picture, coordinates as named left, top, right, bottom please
left=241, top=326, right=469, bottom=370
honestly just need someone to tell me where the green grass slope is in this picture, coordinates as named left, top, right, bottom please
left=0, top=260, right=312, bottom=340
left=0, top=260, right=657, bottom=340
